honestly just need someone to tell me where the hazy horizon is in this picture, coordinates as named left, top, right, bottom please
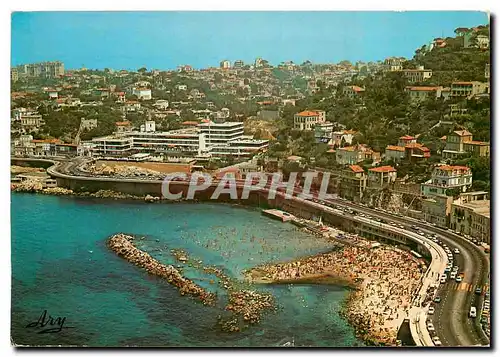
left=11, top=11, right=489, bottom=71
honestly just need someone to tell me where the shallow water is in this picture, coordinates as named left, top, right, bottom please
left=11, top=193, right=363, bottom=347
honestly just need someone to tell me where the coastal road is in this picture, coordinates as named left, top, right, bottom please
left=319, top=198, right=490, bottom=347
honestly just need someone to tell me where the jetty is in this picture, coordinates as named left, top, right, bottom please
left=262, top=209, right=295, bottom=222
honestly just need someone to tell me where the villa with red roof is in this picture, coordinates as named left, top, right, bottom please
left=442, top=130, right=490, bottom=159
left=367, top=166, right=397, bottom=188
left=293, top=110, right=326, bottom=130
left=342, top=85, right=365, bottom=99
left=421, top=165, right=473, bottom=197
left=385, top=135, right=431, bottom=163
left=404, top=86, right=443, bottom=102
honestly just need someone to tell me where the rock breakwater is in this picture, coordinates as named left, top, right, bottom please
left=107, top=234, right=216, bottom=306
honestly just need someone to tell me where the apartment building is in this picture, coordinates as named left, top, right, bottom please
left=450, top=197, right=490, bottom=244
left=220, top=60, right=231, bottom=69
left=13, top=108, right=44, bottom=132
left=314, top=122, right=335, bottom=144
left=81, top=118, right=98, bottom=130
left=442, top=130, right=490, bottom=159
left=385, top=145, right=406, bottom=162
left=331, top=130, right=356, bottom=147
left=16, top=61, right=64, bottom=78
left=339, top=165, right=366, bottom=201
left=421, top=195, right=453, bottom=228
left=450, top=81, right=488, bottom=98
left=132, top=87, right=152, bottom=100
left=90, top=121, right=268, bottom=159
left=336, top=144, right=380, bottom=165
left=342, top=85, right=365, bottom=99
left=11, top=68, right=19, bottom=82
left=367, top=166, right=397, bottom=188
left=404, top=86, right=443, bottom=102
left=421, top=165, right=472, bottom=197
left=293, top=110, right=326, bottom=130
left=402, top=68, right=433, bottom=83
left=233, top=60, right=244, bottom=69
left=384, top=57, right=404, bottom=72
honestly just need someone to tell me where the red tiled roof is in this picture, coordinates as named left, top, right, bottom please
left=452, top=81, right=474, bottom=85
left=116, top=121, right=131, bottom=126
left=296, top=110, right=320, bottom=117
left=351, top=86, right=365, bottom=92
left=182, top=121, right=199, bottom=126
left=436, top=165, right=470, bottom=171
left=405, top=86, right=441, bottom=91
left=453, top=130, right=472, bottom=136
left=386, top=145, right=405, bottom=152
left=349, top=165, right=364, bottom=173
left=404, top=143, right=424, bottom=149
left=465, top=140, right=489, bottom=145
left=411, top=145, right=430, bottom=152
left=369, top=166, right=397, bottom=173
left=399, top=135, right=415, bottom=140
left=440, top=135, right=447, bottom=140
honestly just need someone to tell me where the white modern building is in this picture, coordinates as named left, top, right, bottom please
left=89, top=121, right=268, bottom=159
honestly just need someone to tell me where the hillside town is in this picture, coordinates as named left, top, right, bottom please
left=11, top=24, right=490, bottom=244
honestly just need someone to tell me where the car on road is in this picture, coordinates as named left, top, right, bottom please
left=454, top=248, right=460, bottom=254
left=453, top=266, right=459, bottom=271
left=475, top=287, right=482, bottom=295
left=445, top=267, right=451, bottom=273
left=450, top=272, right=457, bottom=279
left=427, top=323, right=435, bottom=332
left=469, top=306, right=477, bottom=318
left=433, top=337, right=442, bottom=346
left=434, top=296, right=441, bottom=303
left=455, top=276, right=462, bottom=283
left=428, top=306, right=435, bottom=315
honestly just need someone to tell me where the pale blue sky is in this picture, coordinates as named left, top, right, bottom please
left=11, top=11, right=488, bottom=70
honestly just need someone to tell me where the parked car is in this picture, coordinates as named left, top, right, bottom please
left=475, top=287, right=482, bottom=295
left=454, top=248, right=460, bottom=254
left=469, top=306, right=477, bottom=318
left=428, top=306, right=435, bottom=315
left=427, top=323, right=435, bottom=332
left=434, top=296, right=441, bottom=303
left=433, top=337, right=442, bottom=346
left=455, top=276, right=462, bottom=283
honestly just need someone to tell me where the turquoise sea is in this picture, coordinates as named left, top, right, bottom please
left=11, top=193, right=362, bottom=347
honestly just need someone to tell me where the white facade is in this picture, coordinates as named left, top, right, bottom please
left=89, top=121, right=268, bottom=159
left=421, top=165, right=473, bottom=197
left=132, top=87, right=152, bottom=100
